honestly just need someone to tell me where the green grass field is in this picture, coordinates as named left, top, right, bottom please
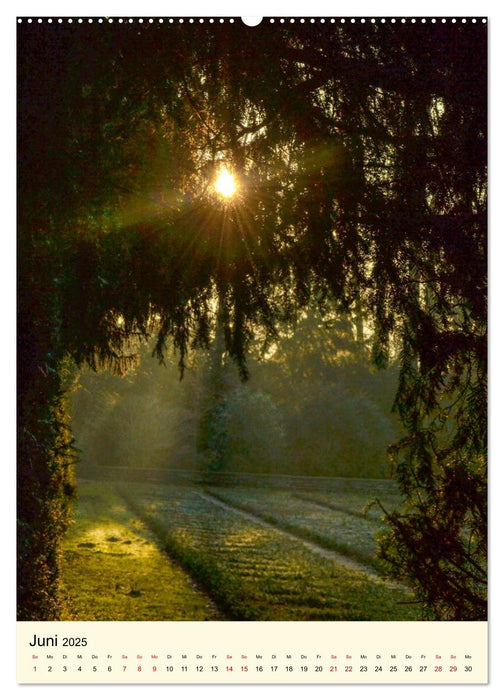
left=61, top=479, right=421, bottom=622
left=60, top=481, right=220, bottom=620
left=205, top=486, right=389, bottom=568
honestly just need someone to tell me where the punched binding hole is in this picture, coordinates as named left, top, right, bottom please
left=241, top=17, right=263, bottom=26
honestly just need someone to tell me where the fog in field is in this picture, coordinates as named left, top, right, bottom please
left=70, top=306, right=402, bottom=479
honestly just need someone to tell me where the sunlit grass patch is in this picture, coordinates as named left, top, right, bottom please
left=60, top=481, right=220, bottom=621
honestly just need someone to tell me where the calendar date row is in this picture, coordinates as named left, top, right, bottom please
left=32, top=663, right=474, bottom=674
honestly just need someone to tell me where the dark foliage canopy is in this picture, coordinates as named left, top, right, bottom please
left=18, top=20, right=486, bottom=620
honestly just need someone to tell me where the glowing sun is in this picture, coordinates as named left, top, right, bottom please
left=214, top=168, right=237, bottom=198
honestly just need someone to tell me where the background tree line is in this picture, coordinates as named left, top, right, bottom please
left=18, top=20, right=486, bottom=621
left=71, top=306, right=400, bottom=479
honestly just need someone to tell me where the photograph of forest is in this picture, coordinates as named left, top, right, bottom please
left=18, top=17, right=487, bottom=623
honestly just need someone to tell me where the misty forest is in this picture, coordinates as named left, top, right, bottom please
left=18, top=19, right=487, bottom=623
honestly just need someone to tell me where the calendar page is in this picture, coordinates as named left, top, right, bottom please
left=16, top=6, right=488, bottom=687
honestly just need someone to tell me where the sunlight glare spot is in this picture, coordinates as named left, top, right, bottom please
left=215, top=168, right=237, bottom=198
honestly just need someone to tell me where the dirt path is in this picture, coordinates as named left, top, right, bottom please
left=199, top=491, right=410, bottom=593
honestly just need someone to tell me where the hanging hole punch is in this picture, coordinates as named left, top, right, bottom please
left=241, top=17, right=263, bottom=26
